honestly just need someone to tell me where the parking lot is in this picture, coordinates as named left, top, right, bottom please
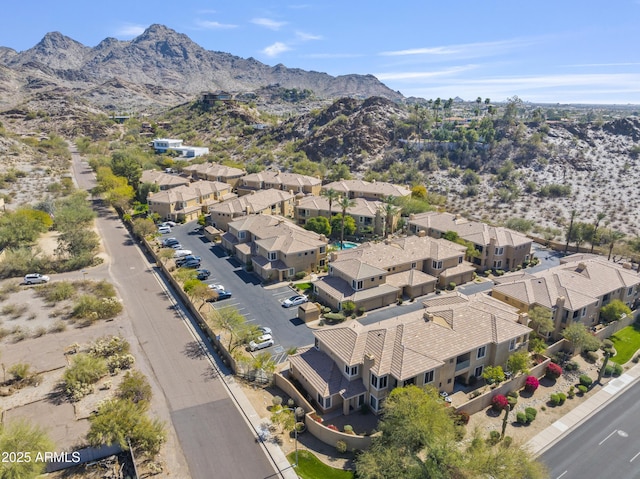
left=161, top=221, right=316, bottom=363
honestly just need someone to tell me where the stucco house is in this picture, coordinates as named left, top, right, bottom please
left=294, top=195, right=399, bottom=237
left=151, top=138, right=209, bottom=158
left=207, top=189, right=295, bottom=231
left=289, top=292, right=531, bottom=415
left=314, top=234, right=475, bottom=312
left=321, top=179, right=411, bottom=201
left=147, top=180, right=228, bottom=222
left=221, top=215, right=328, bottom=282
left=237, top=170, right=322, bottom=196
left=139, top=170, right=190, bottom=190
left=407, top=211, right=533, bottom=272
left=491, top=253, right=640, bottom=338
left=182, top=162, right=246, bottom=188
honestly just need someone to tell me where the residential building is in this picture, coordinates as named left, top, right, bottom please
left=139, top=170, right=190, bottom=190
left=151, top=138, right=209, bottom=158
left=408, top=212, right=532, bottom=272
left=289, top=292, right=531, bottom=415
left=221, top=215, right=328, bottom=282
left=491, top=253, right=640, bottom=337
left=208, top=189, right=295, bottom=231
left=237, top=170, right=322, bottom=196
left=321, top=179, right=411, bottom=201
left=314, top=234, right=475, bottom=312
left=182, top=162, right=246, bottom=188
left=294, top=196, right=398, bottom=237
left=147, top=180, right=228, bottom=222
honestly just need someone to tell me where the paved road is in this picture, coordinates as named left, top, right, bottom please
left=168, top=223, right=316, bottom=359
left=540, top=379, right=640, bottom=479
left=72, top=152, right=278, bottom=478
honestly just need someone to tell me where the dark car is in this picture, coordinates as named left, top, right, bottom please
left=176, top=255, right=201, bottom=266
left=196, top=269, right=211, bottom=280
left=162, top=237, right=180, bottom=247
left=207, top=289, right=232, bottom=301
left=181, top=259, right=202, bottom=269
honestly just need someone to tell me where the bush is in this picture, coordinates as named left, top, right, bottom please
left=564, top=361, right=579, bottom=371
left=516, top=412, right=528, bottom=424
left=545, top=362, right=562, bottom=379
left=491, top=394, right=509, bottom=412
left=343, top=425, right=354, bottom=435
left=336, top=440, right=347, bottom=453
left=568, top=386, right=575, bottom=399
left=577, top=384, right=588, bottom=394
left=294, top=271, right=306, bottom=280
left=549, top=393, right=566, bottom=406
left=612, top=362, right=623, bottom=376
left=324, top=312, right=346, bottom=323
left=487, top=430, right=502, bottom=445
left=582, top=350, right=599, bottom=363
left=447, top=282, right=456, bottom=290
left=342, top=301, right=356, bottom=316
left=454, top=411, right=470, bottom=426
left=579, top=375, right=593, bottom=388
left=507, top=395, right=518, bottom=410
left=525, top=407, right=537, bottom=422
left=524, top=376, right=539, bottom=392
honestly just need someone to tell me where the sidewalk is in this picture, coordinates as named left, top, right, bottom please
left=526, top=361, right=640, bottom=455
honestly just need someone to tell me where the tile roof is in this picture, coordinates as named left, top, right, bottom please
left=242, top=170, right=321, bottom=189
left=385, top=269, right=437, bottom=288
left=140, top=170, right=190, bottom=188
left=147, top=180, right=227, bottom=204
left=492, top=254, right=640, bottom=310
left=182, top=162, right=245, bottom=178
left=313, top=293, right=530, bottom=381
left=208, top=189, right=294, bottom=215
left=314, top=275, right=399, bottom=303
left=296, top=195, right=384, bottom=217
left=409, top=212, right=531, bottom=248
left=322, top=180, right=411, bottom=198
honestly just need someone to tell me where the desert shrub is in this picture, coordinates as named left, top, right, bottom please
left=564, top=361, right=579, bottom=371
left=516, top=412, right=528, bottom=425
left=8, top=362, right=32, bottom=381
left=582, top=350, right=598, bottom=363
left=453, top=411, right=470, bottom=426
left=88, top=336, right=130, bottom=358
left=524, top=376, right=539, bottom=393
left=117, top=370, right=153, bottom=404
left=525, top=407, right=537, bottom=422
left=545, top=362, right=562, bottom=379
left=49, top=320, right=67, bottom=333
left=579, top=375, right=593, bottom=388
left=39, top=281, right=76, bottom=304
left=343, top=425, right=354, bottom=435
left=272, top=396, right=283, bottom=407
left=342, top=301, right=356, bottom=316
left=577, top=384, right=588, bottom=394
left=567, top=385, right=575, bottom=398
left=336, top=440, right=347, bottom=453
left=324, top=312, right=346, bottom=323
left=491, top=394, right=509, bottom=412
left=63, top=353, right=108, bottom=400
left=72, top=295, right=122, bottom=320
left=106, top=354, right=135, bottom=373
left=487, top=430, right=502, bottom=445
left=549, top=393, right=566, bottom=406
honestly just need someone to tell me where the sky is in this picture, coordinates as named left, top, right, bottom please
left=1, top=1, right=640, bottom=105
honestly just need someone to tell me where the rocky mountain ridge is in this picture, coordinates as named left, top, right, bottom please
left=0, top=24, right=402, bottom=112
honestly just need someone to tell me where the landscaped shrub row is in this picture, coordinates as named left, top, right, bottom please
left=549, top=392, right=567, bottom=406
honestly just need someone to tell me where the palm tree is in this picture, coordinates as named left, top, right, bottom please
left=381, top=196, right=400, bottom=237
left=433, top=97, right=442, bottom=126
left=475, top=97, right=482, bottom=117
left=604, top=229, right=625, bottom=261
left=590, top=212, right=606, bottom=253
left=337, top=195, right=356, bottom=250
left=321, top=188, right=339, bottom=217
left=564, top=209, right=577, bottom=253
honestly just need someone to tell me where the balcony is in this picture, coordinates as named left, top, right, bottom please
left=455, top=359, right=470, bottom=371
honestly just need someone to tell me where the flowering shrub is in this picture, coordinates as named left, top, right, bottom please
left=524, top=375, right=540, bottom=392
left=545, top=362, right=562, bottom=379
left=491, top=394, right=509, bottom=411
left=327, top=424, right=338, bottom=431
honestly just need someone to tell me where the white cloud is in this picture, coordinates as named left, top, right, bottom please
left=380, top=38, right=539, bottom=59
left=375, top=65, right=478, bottom=81
left=295, top=31, right=322, bottom=41
left=195, top=19, right=238, bottom=30
left=251, top=18, right=287, bottom=30
left=305, top=53, right=363, bottom=59
left=115, top=24, right=146, bottom=37
left=262, top=42, right=291, bottom=57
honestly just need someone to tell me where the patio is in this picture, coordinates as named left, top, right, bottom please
left=316, top=407, right=379, bottom=436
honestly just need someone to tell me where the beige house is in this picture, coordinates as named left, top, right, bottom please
left=314, top=234, right=475, bottom=312
left=147, top=180, right=230, bottom=222
left=237, top=170, right=322, bottom=196
left=221, top=215, right=328, bottom=282
left=207, top=189, right=295, bottom=231
left=294, top=196, right=398, bottom=237
left=408, top=212, right=533, bottom=272
left=289, top=292, right=531, bottom=415
left=322, top=179, right=411, bottom=201
left=491, top=253, right=640, bottom=338
left=182, top=162, right=246, bottom=188
left=139, top=170, right=190, bottom=190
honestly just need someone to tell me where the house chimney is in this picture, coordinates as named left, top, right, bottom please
left=424, top=312, right=434, bottom=322
left=417, top=230, right=426, bottom=237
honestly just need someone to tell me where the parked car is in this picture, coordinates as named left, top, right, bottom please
left=176, top=255, right=200, bottom=266
left=196, top=269, right=211, bottom=280
left=181, top=259, right=202, bottom=269
left=282, top=294, right=308, bottom=308
left=208, top=283, right=226, bottom=293
left=158, top=226, right=171, bottom=234
left=207, top=288, right=232, bottom=301
left=249, top=334, right=274, bottom=351
left=162, top=237, right=179, bottom=247
left=24, top=273, right=50, bottom=285
left=161, top=221, right=177, bottom=227
left=170, top=243, right=183, bottom=250
left=192, top=225, right=204, bottom=234
left=173, top=249, right=193, bottom=258
left=257, top=326, right=272, bottom=335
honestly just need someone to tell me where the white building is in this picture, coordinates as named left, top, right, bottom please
left=152, top=138, right=209, bottom=158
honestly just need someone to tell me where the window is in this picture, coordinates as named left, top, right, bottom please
left=371, top=373, right=388, bottom=390
left=370, top=395, right=378, bottom=411
left=314, top=338, right=319, bottom=350
left=319, top=259, right=326, bottom=267
left=288, top=268, right=294, bottom=278
left=411, top=262, right=417, bottom=269
left=319, top=246, right=326, bottom=254
left=424, top=370, right=434, bottom=384
left=495, top=247, right=504, bottom=255
left=474, top=366, right=483, bottom=377
left=581, top=307, right=587, bottom=317
left=432, top=260, right=443, bottom=269
left=238, top=231, right=246, bottom=239
left=358, top=394, right=365, bottom=407
left=477, top=346, right=486, bottom=359
left=357, top=280, right=363, bottom=290
left=493, top=260, right=502, bottom=268
left=509, top=339, right=516, bottom=351
left=317, top=394, right=331, bottom=409
left=345, top=365, right=358, bottom=377
left=628, top=287, right=634, bottom=296
left=268, top=252, right=277, bottom=261
left=403, top=377, right=415, bottom=387
left=458, top=256, right=463, bottom=264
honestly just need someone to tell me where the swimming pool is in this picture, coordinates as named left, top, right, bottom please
left=332, top=241, right=359, bottom=250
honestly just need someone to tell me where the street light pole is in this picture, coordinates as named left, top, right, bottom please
left=280, top=406, right=302, bottom=468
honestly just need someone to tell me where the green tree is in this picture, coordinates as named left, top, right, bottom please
left=482, top=365, right=506, bottom=384
left=599, top=299, right=631, bottom=324
left=137, top=182, right=160, bottom=203
left=327, top=163, right=352, bottom=182
left=506, top=351, right=530, bottom=376
left=304, top=216, right=331, bottom=236
left=562, top=322, right=601, bottom=353
left=564, top=209, right=577, bottom=254
left=207, top=305, right=249, bottom=352
left=330, top=214, right=356, bottom=243
left=0, top=208, right=53, bottom=249
left=337, top=195, right=356, bottom=248
left=381, top=196, right=400, bottom=237
left=411, top=185, right=427, bottom=199
left=87, top=398, right=166, bottom=457
left=118, top=369, right=153, bottom=404
left=56, top=228, right=99, bottom=259
left=590, top=212, right=606, bottom=253
left=132, top=217, right=157, bottom=238
left=111, top=150, right=142, bottom=187
left=527, top=306, right=555, bottom=336
left=0, top=419, right=55, bottom=478
left=321, top=188, right=339, bottom=216
left=597, top=340, right=615, bottom=384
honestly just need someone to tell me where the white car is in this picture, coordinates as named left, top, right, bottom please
left=249, top=334, right=274, bottom=351
left=24, top=273, right=50, bottom=285
left=208, top=283, right=226, bottom=292
left=158, top=225, right=171, bottom=234
left=173, top=249, right=193, bottom=258
left=282, top=294, right=308, bottom=308
left=161, top=221, right=177, bottom=227
left=257, top=326, right=272, bottom=335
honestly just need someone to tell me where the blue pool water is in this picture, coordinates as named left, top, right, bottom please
left=332, top=241, right=359, bottom=250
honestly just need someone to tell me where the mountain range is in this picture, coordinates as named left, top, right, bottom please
left=0, top=24, right=402, bottom=111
